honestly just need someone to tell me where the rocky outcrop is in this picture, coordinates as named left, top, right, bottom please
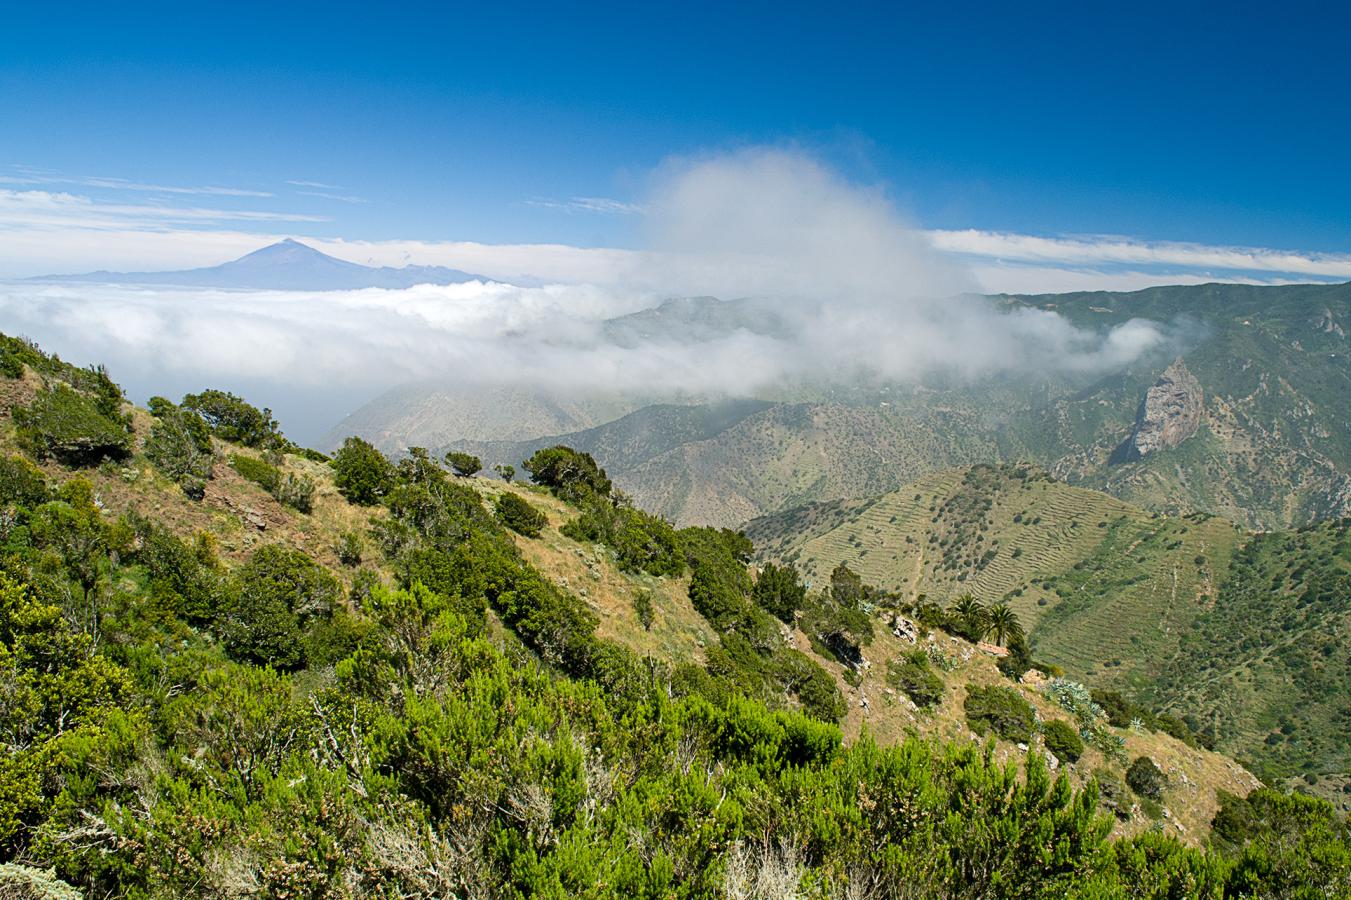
left=1113, top=359, right=1203, bottom=463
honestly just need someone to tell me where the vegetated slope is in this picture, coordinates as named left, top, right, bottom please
left=419, top=282, right=1351, bottom=530
left=0, top=333, right=1270, bottom=883
left=746, top=463, right=1351, bottom=802
left=1154, top=519, right=1351, bottom=792
left=748, top=463, right=1242, bottom=687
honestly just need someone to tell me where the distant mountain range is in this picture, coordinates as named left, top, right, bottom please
left=334, top=283, right=1351, bottom=531
left=28, top=238, right=493, bottom=290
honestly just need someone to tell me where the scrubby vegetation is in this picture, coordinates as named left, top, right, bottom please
left=964, top=683, right=1037, bottom=743
left=886, top=649, right=944, bottom=709
left=1043, top=718, right=1085, bottom=764
left=0, top=332, right=1347, bottom=897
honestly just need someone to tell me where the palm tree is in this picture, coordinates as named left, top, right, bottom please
left=950, top=594, right=988, bottom=641
left=985, top=603, right=1024, bottom=647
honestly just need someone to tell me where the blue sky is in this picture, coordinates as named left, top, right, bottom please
left=2, top=1, right=1350, bottom=287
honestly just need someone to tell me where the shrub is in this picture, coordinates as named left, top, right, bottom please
left=444, top=451, right=482, bottom=477
left=144, top=397, right=214, bottom=493
left=180, top=389, right=281, bottom=447
left=14, top=385, right=131, bottom=465
left=0, top=455, right=49, bottom=507
left=964, top=683, right=1036, bottom=743
left=753, top=562, right=807, bottom=623
left=1042, top=719, right=1085, bottom=763
left=1093, top=767, right=1132, bottom=821
left=997, top=638, right=1034, bottom=679
left=275, top=472, right=316, bottom=513
left=223, top=545, right=341, bottom=669
left=800, top=569, right=875, bottom=669
left=523, top=445, right=611, bottom=501
left=337, top=530, right=363, bottom=567
left=632, top=589, right=655, bottom=631
left=330, top=436, right=396, bottom=505
left=1126, top=756, right=1167, bottom=801
left=887, top=650, right=944, bottom=709
left=495, top=492, right=547, bottom=537
left=493, top=463, right=515, bottom=482
left=230, top=452, right=280, bottom=492
left=563, top=500, right=683, bottom=576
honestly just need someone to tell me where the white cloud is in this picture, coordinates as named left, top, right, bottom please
left=2, top=170, right=272, bottom=197
left=0, top=189, right=328, bottom=231
left=296, top=190, right=367, bottom=204
left=931, top=229, right=1351, bottom=280
left=0, top=149, right=1183, bottom=409
left=526, top=196, right=646, bottom=215
left=286, top=179, right=342, bottom=189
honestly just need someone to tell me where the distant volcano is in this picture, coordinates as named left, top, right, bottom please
left=28, top=238, right=494, bottom=290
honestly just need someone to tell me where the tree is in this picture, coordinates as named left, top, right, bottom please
left=494, top=463, right=515, bottom=483
left=330, top=436, right=395, bottom=505
left=522, top=446, right=611, bottom=501
left=145, top=396, right=214, bottom=497
left=444, top=451, right=482, bottom=477
left=949, top=593, right=989, bottom=642
left=753, top=562, right=807, bottom=624
left=180, top=389, right=281, bottom=447
left=984, top=603, right=1024, bottom=647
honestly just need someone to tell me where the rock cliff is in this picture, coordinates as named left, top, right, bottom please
left=1114, top=359, right=1203, bottom=463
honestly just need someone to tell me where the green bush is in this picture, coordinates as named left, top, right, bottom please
left=230, top=453, right=314, bottom=512
left=887, top=650, right=944, bottom=709
left=495, top=492, right=547, bottom=537
left=753, top=561, right=807, bottom=623
left=180, top=389, right=281, bottom=447
left=144, top=397, right=214, bottom=494
left=1042, top=718, right=1085, bottom=763
left=0, top=455, right=49, bottom=507
left=964, top=683, right=1036, bottom=743
left=563, top=499, right=684, bottom=576
left=223, top=546, right=341, bottom=669
left=330, top=436, right=395, bottom=505
left=336, top=530, right=363, bottom=567
left=275, top=472, right=316, bottom=513
left=444, top=450, right=482, bottom=477
left=14, top=385, right=131, bottom=465
left=230, top=452, right=280, bottom=492
left=1126, top=755, right=1167, bottom=801
left=523, top=445, right=611, bottom=501
left=632, top=589, right=654, bottom=631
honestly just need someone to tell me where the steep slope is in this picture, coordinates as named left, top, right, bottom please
left=1154, top=519, right=1351, bottom=792
left=0, top=340, right=1262, bottom=851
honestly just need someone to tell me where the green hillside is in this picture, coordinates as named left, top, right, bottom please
left=4, top=332, right=1341, bottom=897
left=1155, top=520, right=1351, bottom=788
left=747, top=464, right=1350, bottom=804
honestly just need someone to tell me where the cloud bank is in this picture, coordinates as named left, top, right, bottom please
left=0, top=149, right=1194, bottom=445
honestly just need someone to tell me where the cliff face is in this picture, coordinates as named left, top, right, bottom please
left=1115, top=359, right=1203, bottom=463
